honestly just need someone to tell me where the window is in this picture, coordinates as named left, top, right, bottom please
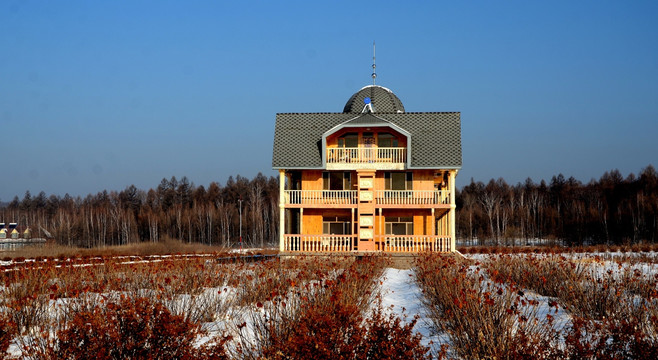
left=385, top=216, right=414, bottom=235
left=338, top=133, right=358, bottom=148
left=384, top=172, right=413, bottom=190
left=323, top=216, right=352, bottom=235
left=323, top=172, right=352, bottom=191
left=378, top=133, right=399, bottom=147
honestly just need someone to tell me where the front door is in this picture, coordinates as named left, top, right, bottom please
left=363, top=132, right=375, bottom=162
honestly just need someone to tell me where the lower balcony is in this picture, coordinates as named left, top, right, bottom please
left=382, top=235, right=452, bottom=252
left=284, top=235, right=355, bottom=252
left=282, top=234, right=452, bottom=253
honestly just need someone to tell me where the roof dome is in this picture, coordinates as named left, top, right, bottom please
left=343, top=85, right=405, bottom=113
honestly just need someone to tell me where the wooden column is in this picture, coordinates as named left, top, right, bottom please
left=449, top=170, right=456, bottom=252
left=279, top=169, right=285, bottom=252
left=431, top=208, right=435, bottom=236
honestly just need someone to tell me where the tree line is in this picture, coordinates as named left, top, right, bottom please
left=457, top=165, right=658, bottom=246
left=1, top=165, right=656, bottom=248
left=0, top=174, right=279, bottom=248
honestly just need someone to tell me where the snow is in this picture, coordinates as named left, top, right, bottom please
left=378, top=267, right=443, bottom=349
left=4, top=252, right=657, bottom=359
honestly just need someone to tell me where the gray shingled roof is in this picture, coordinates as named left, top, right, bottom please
left=273, top=84, right=461, bottom=169
left=272, top=111, right=462, bottom=169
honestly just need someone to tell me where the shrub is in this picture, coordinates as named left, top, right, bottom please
left=0, top=313, right=16, bottom=355
left=24, top=296, right=229, bottom=360
left=414, top=254, right=561, bottom=359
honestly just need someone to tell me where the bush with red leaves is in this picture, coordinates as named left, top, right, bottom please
left=261, top=302, right=431, bottom=360
left=26, top=296, right=229, bottom=360
left=0, top=313, right=16, bottom=355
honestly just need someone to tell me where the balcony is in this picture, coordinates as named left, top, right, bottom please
left=284, top=190, right=357, bottom=207
left=283, top=190, right=451, bottom=207
left=282, top=234, right=452, bottom=253
left=375, top=190, right=451, bottom=206
left=284, top=235, right=355, bottom=252
left=382, top=235, right=452, bottom=252
left=326, top=147, right=406, bottom=170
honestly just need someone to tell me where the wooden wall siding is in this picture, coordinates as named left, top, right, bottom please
left=301, top=209, right=353, bottom=235
left=413, top=170, right=436, bottom=191
left=373, top=170, right=436, bottom=191
left=302, top=171, right=323, bottom=191
left=302, top=212, right=322, bottom=235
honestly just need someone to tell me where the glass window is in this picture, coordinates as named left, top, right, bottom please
left=385, top=216, right=414, bottom=235
left=385, top=172, right=413, bottom=190
left=378, top=133, right=399, bottom=147
left=323, top=216, right=351, bottom=235
left=338, top=133, right=358, bottom=148
left=323, top=172, right=352, bottom=190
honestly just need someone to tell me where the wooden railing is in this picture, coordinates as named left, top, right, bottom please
left=375, top=190, right=451, bottom=205
left=327, top=147, right=406, bottom=164
left=284, top=190, right=357, bottom=205
left=283, top=235, right=452, bottom=253
left=382, top=235, right=452, bottom=252
left=284, top=235, right=354, bottom=252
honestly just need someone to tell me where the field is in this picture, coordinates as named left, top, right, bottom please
left=1, top=245, right=657, bottom=359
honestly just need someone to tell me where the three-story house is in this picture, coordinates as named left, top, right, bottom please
left=272, top=84, right=461, bottom=254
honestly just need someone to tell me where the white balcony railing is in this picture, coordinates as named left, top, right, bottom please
left=284, top=190, right=357, bottom=205
left=327, top=147, right=406, bottom=164
left=375, top=190, right=451, bottom=205
left=382, top=236, right=452, bottom=252
left=284, top=235, right=354, bottom=252
left=282, top=235, right=452, bottom=253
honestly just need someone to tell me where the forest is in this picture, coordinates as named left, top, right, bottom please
left=1, top=165, right=656, bottom=248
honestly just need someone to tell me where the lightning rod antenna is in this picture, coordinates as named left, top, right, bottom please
left=372, top=41, right=377, bottom=85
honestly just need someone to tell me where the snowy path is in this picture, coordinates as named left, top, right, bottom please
left=378, top=267, right=442, bottom=349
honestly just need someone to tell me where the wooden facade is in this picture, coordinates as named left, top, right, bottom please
left=277, top=140, right=458, bottom=254
left=273, top=84, right=461, bottom=254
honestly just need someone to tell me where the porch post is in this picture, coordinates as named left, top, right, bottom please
left=279, top=169, right=285, bottom=252
left=449, top=170, right=456, bottom=252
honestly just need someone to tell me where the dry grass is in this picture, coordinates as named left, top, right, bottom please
left=1, top=238, right=242, bottom=260
left=458, top=242, right=658, bottom=255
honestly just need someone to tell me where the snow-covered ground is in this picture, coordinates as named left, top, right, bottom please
left=4, top=252, right=657, bottom=358
left=379, top=267, right=441, bottom=349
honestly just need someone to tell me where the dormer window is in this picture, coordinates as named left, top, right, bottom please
left=338, top=133, right=358, bottom=148
left=378, top=133, right=398, bottom=147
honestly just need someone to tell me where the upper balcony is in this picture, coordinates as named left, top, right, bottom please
left=326, top=147, right=407, bottom=170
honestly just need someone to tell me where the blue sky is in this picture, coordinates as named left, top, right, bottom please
left=2, top=0, right=657, bottom=201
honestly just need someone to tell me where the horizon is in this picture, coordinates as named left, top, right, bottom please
left=3, top=1, right=657, bottom=201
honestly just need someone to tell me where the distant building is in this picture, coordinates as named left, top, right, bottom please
left=272, top=82, right=462, bottom=254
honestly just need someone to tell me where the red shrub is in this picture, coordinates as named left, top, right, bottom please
left=0, top=313, right=16, bottom=355
left=28, top=296, right=229, bottom=360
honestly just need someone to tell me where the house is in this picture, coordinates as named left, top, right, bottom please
left=272, top=83, right=461, bottom=253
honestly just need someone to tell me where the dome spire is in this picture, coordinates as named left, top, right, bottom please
left=371, top=41, right=377, bottom=85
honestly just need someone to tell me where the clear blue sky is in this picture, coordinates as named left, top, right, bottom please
left=2, top=0, right=657, bottom=201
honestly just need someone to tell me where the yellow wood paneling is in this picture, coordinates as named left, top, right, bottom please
left=302, top=171, right=323, bottom=191
left=412, top=170, right=435, bottom=191
left=301, top=209, right=323, bottom=235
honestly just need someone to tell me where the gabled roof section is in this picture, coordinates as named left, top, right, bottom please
left=272, top=112, right=462, bottom=169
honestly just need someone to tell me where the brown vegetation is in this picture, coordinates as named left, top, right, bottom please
left=1, top=254, right=430, bottom=359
